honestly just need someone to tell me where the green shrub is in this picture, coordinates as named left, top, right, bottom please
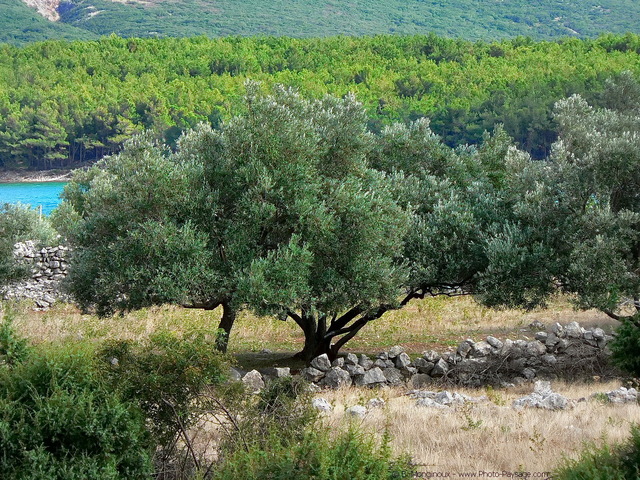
left=0, top=306, right=29, bottom=366
left=214, top=423, right=415, bottom=480
left=214, top=376, right=415, bottom=480
left=610, top=319, right=640, bottom=377
left=0, top=344, right=153, bottom=480
left=554, top=425, right=640, bottom=480
left=97, top=327, right=227, bottom=445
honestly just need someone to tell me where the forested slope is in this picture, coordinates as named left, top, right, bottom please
left=0, top=0, right=95, bottom=45
left=3, top=0, right=640, bottom=45
left=1, top=34, right=640, bottom=170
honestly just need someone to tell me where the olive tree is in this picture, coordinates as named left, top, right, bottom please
left=63, top=82, right=520, bottom=359
left=479, top=72, right=640, bottom=326
left=62, top=84, right=411, bottom=358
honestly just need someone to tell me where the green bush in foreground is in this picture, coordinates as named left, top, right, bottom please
left=214, top=376, right=415, bottom=480
left=97, top=328, right=227, bottom=446
left=0, top=344, right=153, bottom=480
left=554, top=426, right=640, bottom=480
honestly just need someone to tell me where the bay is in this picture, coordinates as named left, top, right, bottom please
left=0, top=182, right=67, bottom=215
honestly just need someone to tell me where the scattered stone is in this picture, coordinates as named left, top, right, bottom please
left=346, top=405, right=367, bottom=417
left=367, top=397, right=386, bottom=409
left=522, top=367, right=536, bottom=380
left=242, top=370, right=265, bottom=394
left=601, top=387, right=638, bottom=404
left=312, top=398, right=333, bottom=412
left=415, top=397, right=449, bottom=409
left=486, top=336, right=503, bottom=349
left=513, top=381, right=570, bottom=410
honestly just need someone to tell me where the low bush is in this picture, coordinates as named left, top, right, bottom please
left=610, top=319, right=640, bottom=377
left=97, top=328, right=227, bottom=445
left=0, top=343, right=153, bottom=480
left=554, top=425, right=640, bottom=480
left=213, top=376, right=415, bottom=480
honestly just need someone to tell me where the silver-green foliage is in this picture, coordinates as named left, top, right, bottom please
left=62, top=83, right=413, bottom=357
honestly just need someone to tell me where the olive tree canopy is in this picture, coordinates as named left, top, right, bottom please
left=62, top=83, right=519, bottom=359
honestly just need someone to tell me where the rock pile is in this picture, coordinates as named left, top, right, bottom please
left=302, top=321, right=615, bottom=389
left=512, top=380, right=571, bottom=410
left=2, top=241, right=70, bottom=309
left=594, top=386, right=638, bottom=404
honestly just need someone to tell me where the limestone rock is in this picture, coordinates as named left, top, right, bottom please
left=394, top=352, right=411, bottom=369
left=320, top=367, right=352, bottom=388
left=301, top=367, right=325, bottom=383
left=367, top=397, right=386, bottom=408
left=430, top=358, right=449, bottom=377
left=359, top=354, right=374, bottom=370
left=354, top=367, right=387, bottom=387
left=416, top=397, right=449, bottom=409
left=311, top=354, right=332, bottom=372
left=312, top=397, right=333, bottom=412
left=346, top=405, right=367, bottom=417
left=383, top=367, right=404, bottom=386
left=412, top=357, right=435, bottom=374
left=242, top=370, right=265, bottom=394
left=410, top=373, right=432, bottom=388
left=345, top=353, right=359, bottom=365
left=388, top=345, right=405, bottom=358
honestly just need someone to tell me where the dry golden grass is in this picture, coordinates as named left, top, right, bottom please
left=319, top=381, right=640, bottom=476
left=4, top=294, right=618, bottom=358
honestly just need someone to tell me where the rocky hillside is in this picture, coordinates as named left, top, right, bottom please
left=4, top=0, right=640, bottom=45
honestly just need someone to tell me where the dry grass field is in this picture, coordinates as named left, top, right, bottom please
left=2, top=295, right=636, bottom=477
left=320, top=382, right=640, bottom=478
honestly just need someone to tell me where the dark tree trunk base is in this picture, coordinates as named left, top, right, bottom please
left=215, top=302, right=236, bottom=353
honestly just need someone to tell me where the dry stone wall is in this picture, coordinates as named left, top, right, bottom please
left=2, top=241, right=70, bottom=309
left=300, top=320, right=616, bottom=388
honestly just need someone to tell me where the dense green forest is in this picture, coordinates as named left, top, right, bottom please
left=4, top=0, right=640, bottom=45
left=1, top=34, right=640, bottom=170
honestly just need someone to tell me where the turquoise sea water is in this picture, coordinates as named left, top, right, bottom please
left=0, top=182, right=67, bottom=215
